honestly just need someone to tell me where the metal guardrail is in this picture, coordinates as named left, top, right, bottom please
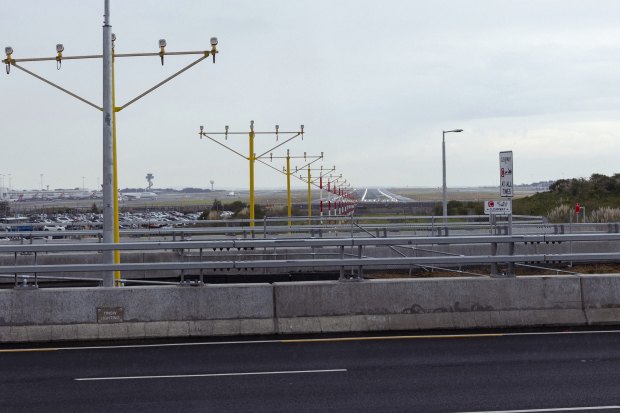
left=0, top=214, right=547, bottom=240
left=2, top=232, right=620, bottom=287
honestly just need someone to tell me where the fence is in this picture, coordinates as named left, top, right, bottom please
left=2, top=232, right=620, bottom=288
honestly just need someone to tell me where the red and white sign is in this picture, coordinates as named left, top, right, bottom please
left=484, top=200, right=512, bottom=215
left=499, top=151, right=513, bottom=198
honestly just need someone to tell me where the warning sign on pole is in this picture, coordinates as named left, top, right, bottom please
left=500, top=151, right=513, bottom=198
left=484, top=200, right=512, bottom=215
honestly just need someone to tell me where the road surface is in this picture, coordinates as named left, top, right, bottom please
left=2, top=329, right=620, bottom=412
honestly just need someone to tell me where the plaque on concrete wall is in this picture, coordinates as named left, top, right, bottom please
left=97, top=307, right=124, bottom=323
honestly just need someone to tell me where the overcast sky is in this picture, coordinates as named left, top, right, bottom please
left=2, top=0, right=620, bottom=191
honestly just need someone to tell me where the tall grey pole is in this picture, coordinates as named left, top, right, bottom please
left=442, top=131, right=447, bottom=221
left=441, top=129, right=463, bottom=222
left=102, top=0, right=115, bottom=287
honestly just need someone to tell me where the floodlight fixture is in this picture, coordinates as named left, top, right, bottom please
left=158, top=39, right=166, bottom=65
left=5, top=46, right=13, bottom=56
left=210, top=37, right=218, bottom=62
left=55, top=44, right=64, bottom=69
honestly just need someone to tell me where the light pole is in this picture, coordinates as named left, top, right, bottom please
left=442, top=129, right=463, bottom=220
left=263, top=150, right=322, bottom=226
left=199, top=122, right=304, bottom=227
left=4, top=4, right=219, bottom=286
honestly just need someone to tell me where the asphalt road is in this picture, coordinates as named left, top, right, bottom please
left=2, top=330, right=620, bottom=412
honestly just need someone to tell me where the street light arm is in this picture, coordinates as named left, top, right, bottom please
left=255, top=158, right=322, bottom=189
left=117, top=54, right=209, bottom=111
left=256, top=158, right=288, bottom=176
left=256, top=132, right=301, bottom=159
left=5, top=50, right=210, bottom=63
left=10, top=62, right=102, bottom=111
left=199, top=133, right=248, bottom=160
left=295, top=155, right=322, bottom=171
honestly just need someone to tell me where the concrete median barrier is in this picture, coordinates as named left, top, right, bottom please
left=0, top=284, right=275, bottom=342
left=274, top=277, right=585, bottom=334
left=580, top=274, right=620, bottom=324
left=3, top=275, right=620, bottom=343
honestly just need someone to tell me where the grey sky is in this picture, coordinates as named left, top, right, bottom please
left=2, top=0, right=620, bottom=191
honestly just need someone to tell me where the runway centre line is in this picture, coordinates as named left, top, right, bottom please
left=75, top=368, right=347, bottom=381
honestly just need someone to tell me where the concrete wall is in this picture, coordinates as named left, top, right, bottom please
left=274, top=277, right=584, bottom=333
left=0, top=275, right=619, bottom=343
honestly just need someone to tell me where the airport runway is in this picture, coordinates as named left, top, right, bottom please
left=361, top=188, right=413, bottom=202
left=2, top=329, right=620, bottom=412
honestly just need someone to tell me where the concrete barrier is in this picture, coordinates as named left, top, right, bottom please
left=274, top=277, right=585, bottom=334
left=581, top=274, right=620, bottom=324
left=0, top=284, right=274, bottom=342
left=2, top=275, right=620, bottom=343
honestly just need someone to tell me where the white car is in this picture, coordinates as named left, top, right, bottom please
left=43, top=225, right=66, bottom=239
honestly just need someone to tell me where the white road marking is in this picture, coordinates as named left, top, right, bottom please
left=5, top=329, right=620, bottom=353
left=361, top=188, right=368, bottom=201
left=75, top=368, right=347, bottom=381
left=456, top=406, right=620, bottom=413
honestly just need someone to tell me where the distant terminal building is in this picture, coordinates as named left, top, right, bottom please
left=2, top=189, right=94, bottom=202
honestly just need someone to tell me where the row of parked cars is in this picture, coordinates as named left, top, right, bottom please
left=0, top=211, right=205, bottom=239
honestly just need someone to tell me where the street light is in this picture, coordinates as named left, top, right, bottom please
left=199, top=122, right=304, bottom=227
left=442, top=129, right=463, bottom=220
left=3, top=5, right=219, bottom=286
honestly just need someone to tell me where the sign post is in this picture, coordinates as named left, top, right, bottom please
left=499, top=151, right=514, bottom=233
left=499, top=151, right=514, bottom=277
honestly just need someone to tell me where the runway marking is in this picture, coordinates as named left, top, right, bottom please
left=456, top=406, right=620, bottom=412
left=74, top=368, right=347, bottom=381
left=377, top=188, right=397, bottom=202
left=3, top=329, right=620, bottom=352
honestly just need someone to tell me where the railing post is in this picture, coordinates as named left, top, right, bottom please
left=507, top=241, right=515, bottom=276
left=199, top=248, right=204, bottom=284
left=490, top=242, right=498, bottom=277
left=357, top=245, right=364, bottom=280
left=339, top=245, right=345, bottom=281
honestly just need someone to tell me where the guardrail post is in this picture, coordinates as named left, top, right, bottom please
left=34, top=251, right=38, bottom=287
left=350, top=215, right=354, bottom=239
left=507, top=241, right=515, bottom=276
left=357, top=245, right=364, bottom=280
left=199, top=248, right=204, bottom=284
left=338, top=245, right=345, bottom=281
left=490, top=242, right=498, bottom=277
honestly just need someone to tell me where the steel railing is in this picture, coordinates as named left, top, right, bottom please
left=2, top=232, right=620, bottom=287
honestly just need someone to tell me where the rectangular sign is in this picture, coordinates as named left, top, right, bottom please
left=484, top=200, right=512, bottom=215
left=97, top=307, right=124, bottom=323
left=499, top=150, right=513, bottom=198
